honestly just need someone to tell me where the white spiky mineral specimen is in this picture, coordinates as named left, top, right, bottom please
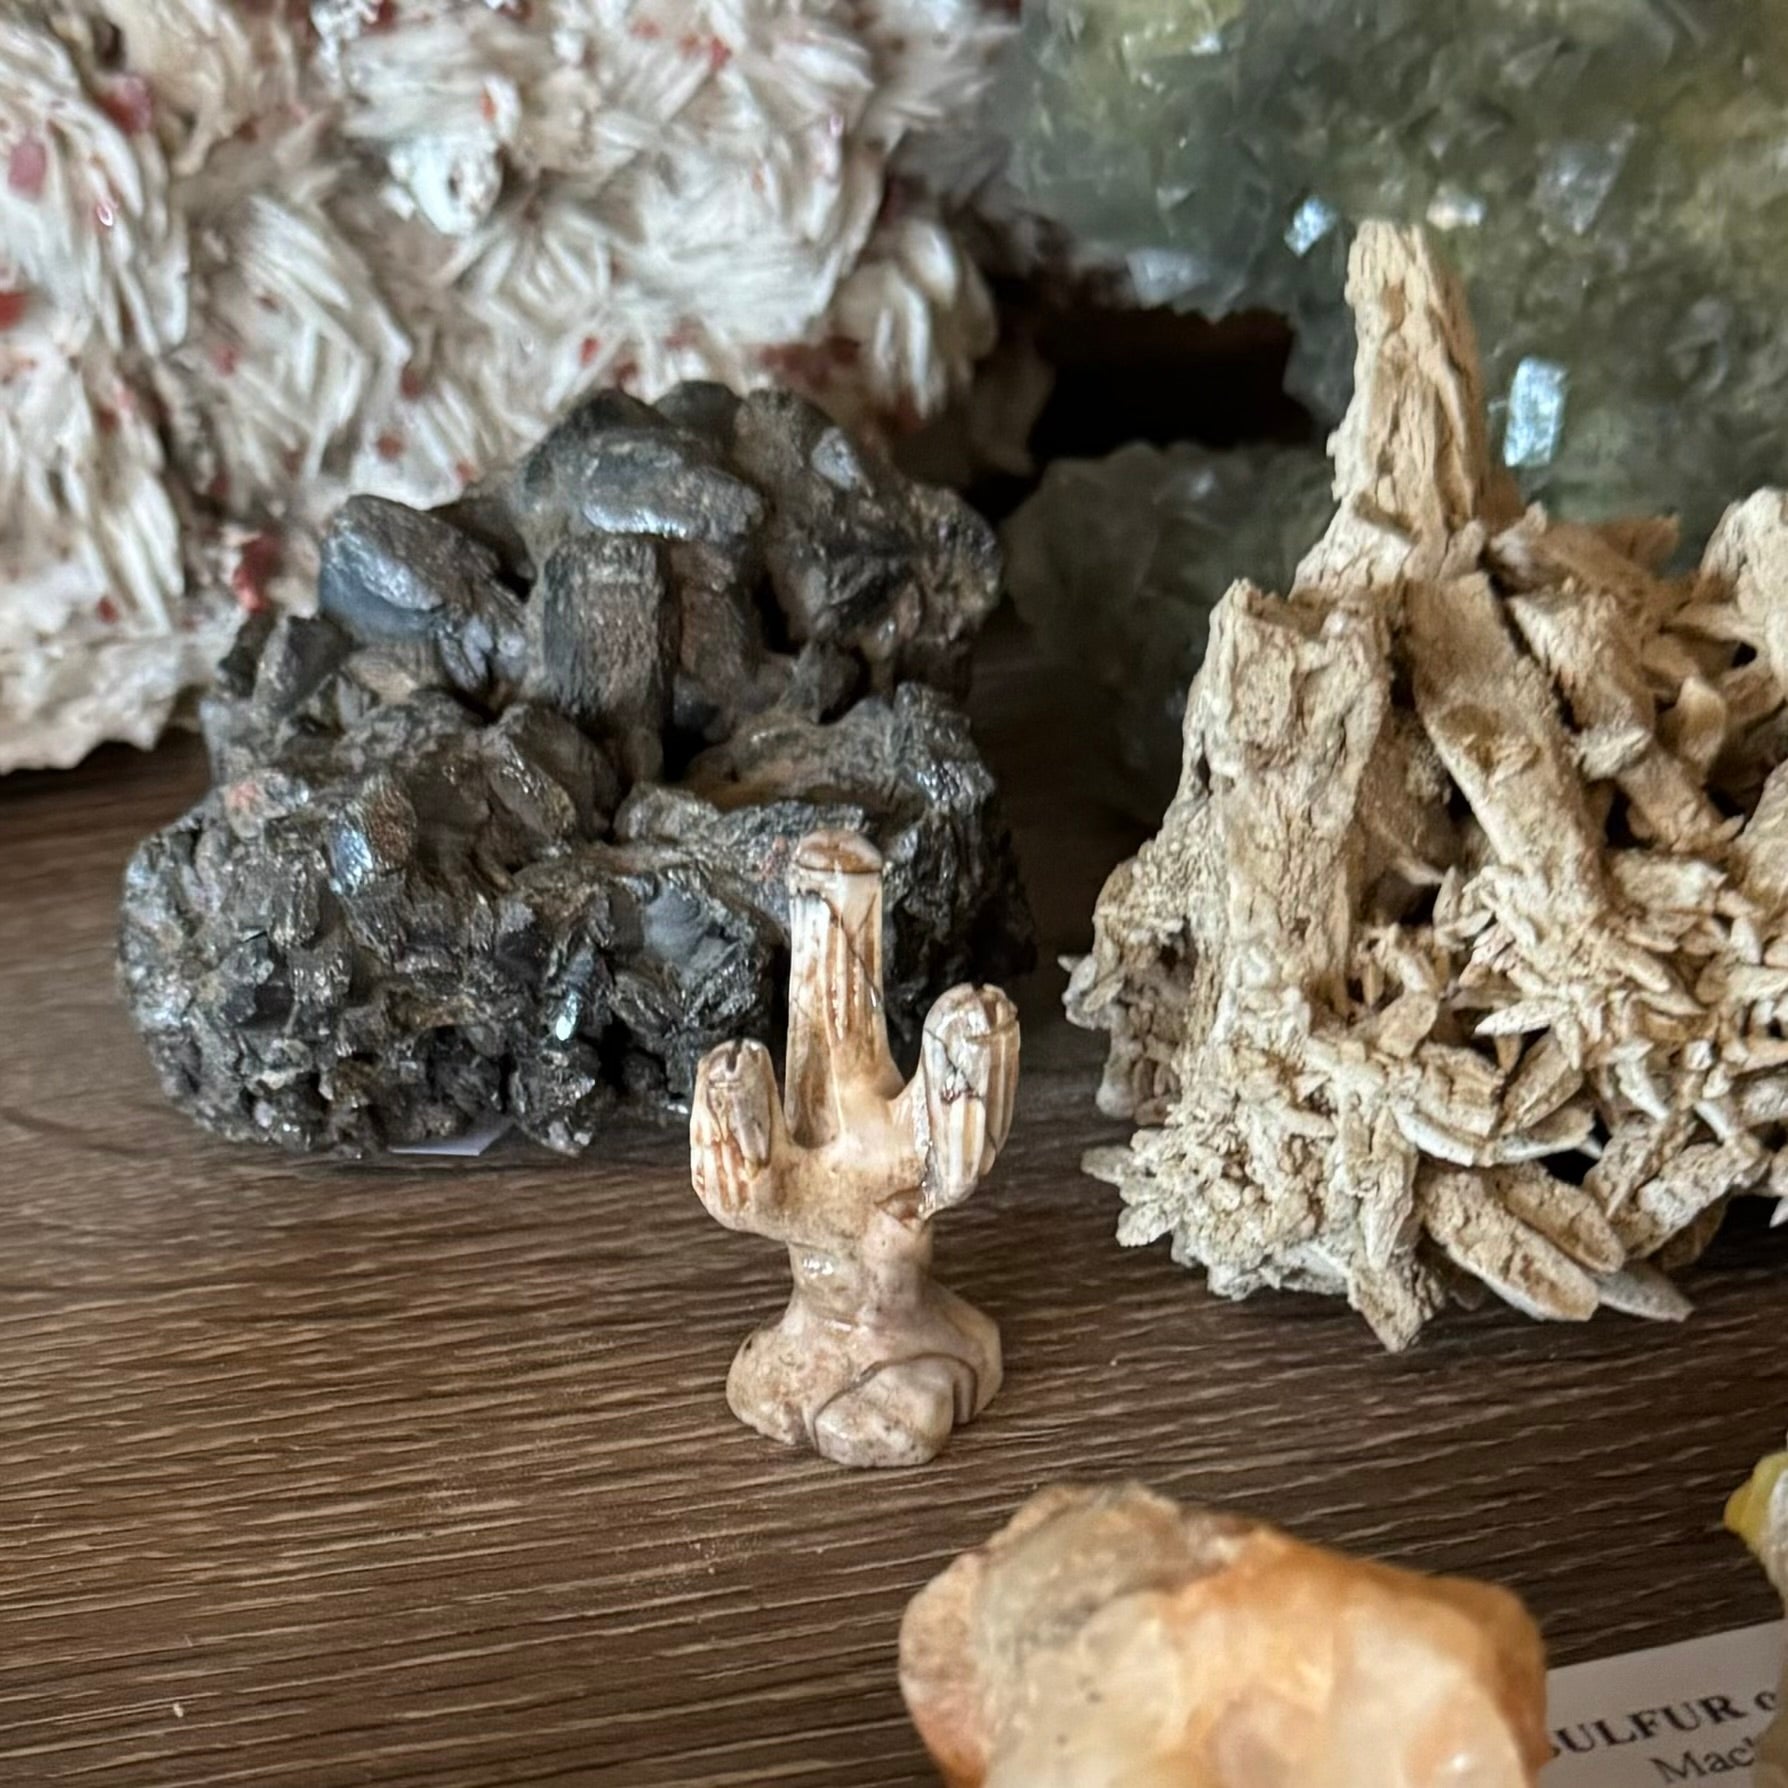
left=0, top=0, right=1008, bottom=771
left=1068, top=221, right=1788, bottom=1348
left=899, top=1483, right=1550, bottom=1788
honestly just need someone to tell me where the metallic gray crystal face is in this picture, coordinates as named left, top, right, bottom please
left=994, top=0, right=1788, bottom=546
left=118, top=383, right=1032, bottom=1156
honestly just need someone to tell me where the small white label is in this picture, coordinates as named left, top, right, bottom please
left=1547, top=1621, right=1782, bottom=1785
left=389, top=1119, right=511, bottom=1158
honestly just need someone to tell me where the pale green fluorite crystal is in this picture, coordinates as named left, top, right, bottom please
left=1004, top=441, right=1334, bottom=812
left=996, top=0, right=1788, bottom=544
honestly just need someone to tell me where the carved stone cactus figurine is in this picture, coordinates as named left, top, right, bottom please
left=690, top=829, right=1018, bottom=1468
left=900, top=1483, right=1550, bottom=1788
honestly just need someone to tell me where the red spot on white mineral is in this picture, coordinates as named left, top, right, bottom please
left=399, top=362, right=425, bottom=400
left=663, top=322, right=698, bottom=351
left=94, top=402, right=118, bottom=433
left=876, top=174, right=914, bottom=227
left=7, top=136, right=47, bottom=199
left=205, top=471, right=230, bottom=504
left=707, top=36, right=732, bottom=72
left=479, top=88, right=498, bottom=124
left=757, top=340, right=837, bottom=387
left=376, top=430, right=404, bottom=460
left=613, top=358, right=638, bottom=388
left=96, top=595, right=120, bottom=623
left=629, top=17, right=662, bottom=38
left=454, top=459, right=478, bottom=485
left=210, top=340, right=240, bottom=376
left=93, top=195, right=117, bottom=229
left=578, top=334, right=602, bottom=366
left=367, top=0, right=398, bottom=31
left=0, top=290, right=28, bottom=330
left=99, top=76, right=154, bottom=136
left=231, top=533, right=281, bottom=613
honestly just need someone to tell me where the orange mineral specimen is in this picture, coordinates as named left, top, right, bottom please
left=900, top=1483, right=1549, bottom=1788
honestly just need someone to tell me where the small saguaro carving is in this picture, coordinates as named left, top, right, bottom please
left=690, top=828, right=1019, bottom=1468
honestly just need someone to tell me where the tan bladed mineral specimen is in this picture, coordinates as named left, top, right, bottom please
left=899, top=1482, right=1550, bottom=1788
left=1067, top=220, right=1788, bottom=1347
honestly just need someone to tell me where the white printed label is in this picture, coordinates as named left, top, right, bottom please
left=1547, top=1622, right=1782, bottom=1785
left=389, top=1119, right=511, bottom=1158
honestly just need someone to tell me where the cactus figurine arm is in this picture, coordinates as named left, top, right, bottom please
left=690, top=1039, right=795, bottom=1237
left=916, top=985, right=1020, bottom=1218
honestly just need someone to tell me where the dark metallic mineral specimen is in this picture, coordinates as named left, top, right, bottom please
left=119, top=384, right=1031, bottom=1155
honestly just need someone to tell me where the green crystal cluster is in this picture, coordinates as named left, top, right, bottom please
left=998, top=0, right=1788, bottom=540
left=994, top=0, right=1788, bottom=794
left=1003, top=442, right=1334, bottom=814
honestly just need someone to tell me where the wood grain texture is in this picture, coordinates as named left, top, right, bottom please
left=1, top=626, right=1783, bottom=1787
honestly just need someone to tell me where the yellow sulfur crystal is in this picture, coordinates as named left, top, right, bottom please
left=1728, top=1446, right=1788, bottom=1788
left=1726, top=1453, right=1788, bottom=1560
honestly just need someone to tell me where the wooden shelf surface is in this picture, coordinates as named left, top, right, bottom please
left=2, top=631, right=1782, bottom=1785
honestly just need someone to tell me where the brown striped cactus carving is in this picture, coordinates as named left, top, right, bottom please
left=690, top=829, right=1018, bottom=1468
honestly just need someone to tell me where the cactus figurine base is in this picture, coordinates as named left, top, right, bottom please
left=727, top=1285, right=1001, bottom=1471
